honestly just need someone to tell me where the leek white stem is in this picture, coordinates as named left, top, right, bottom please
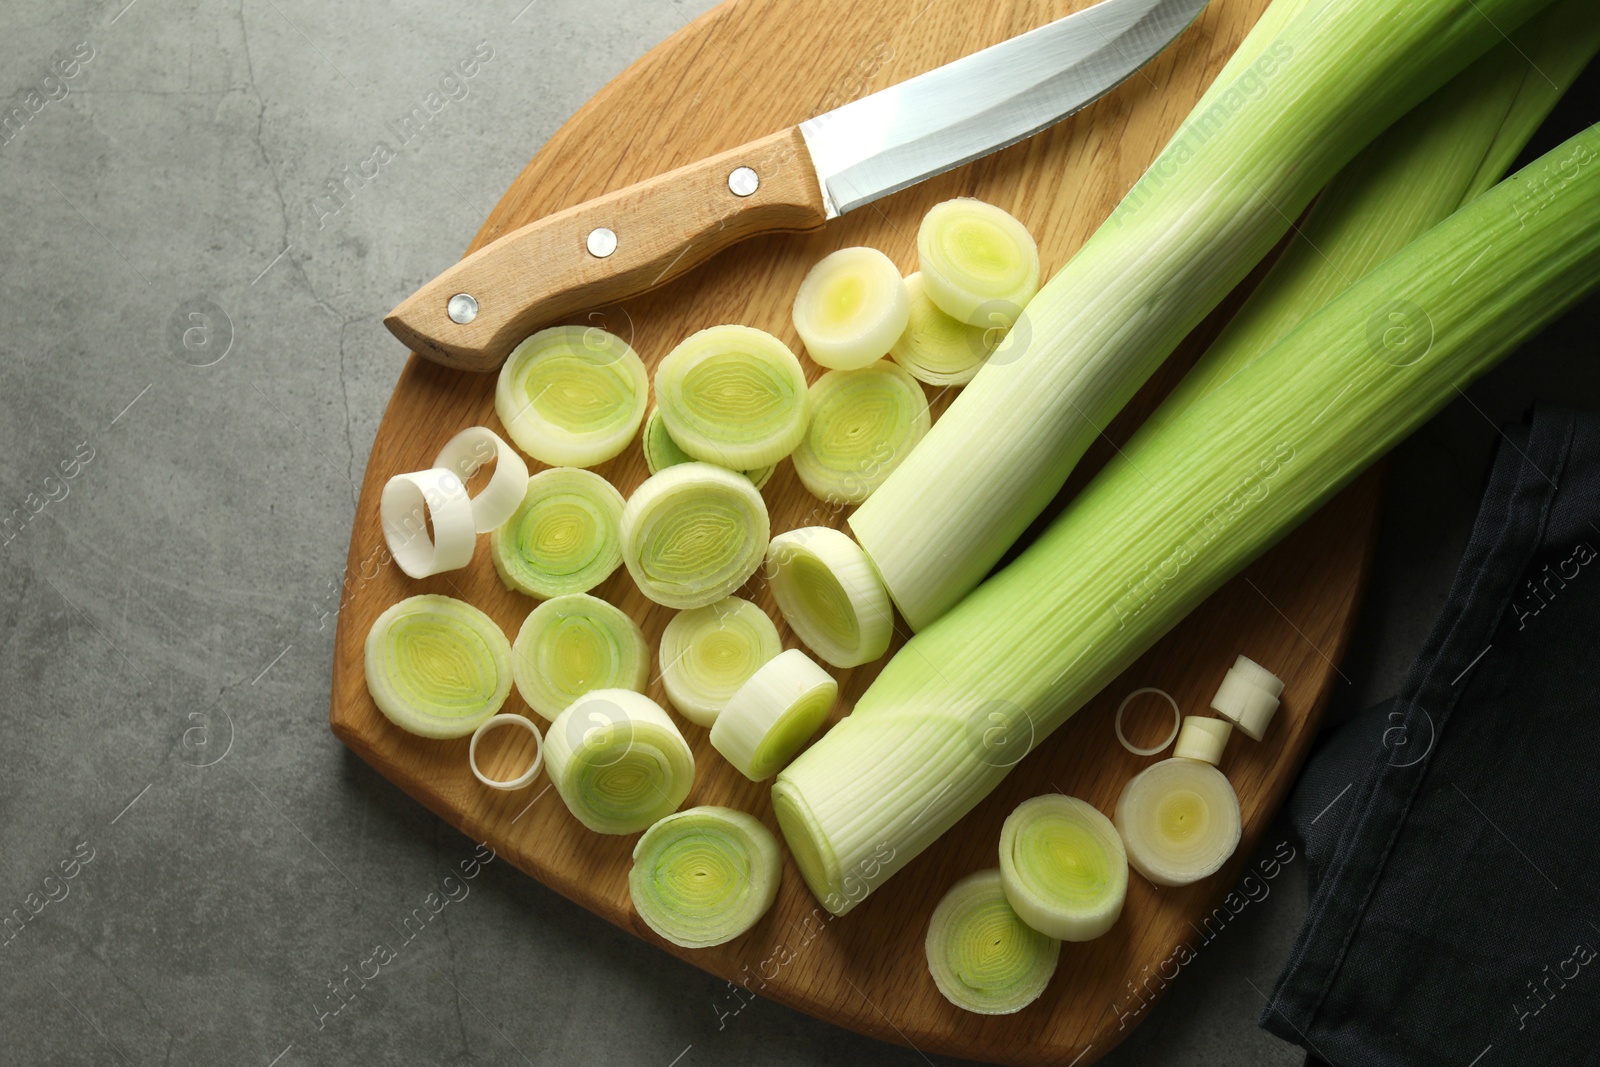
left=766, top=527, right=892, bottom=669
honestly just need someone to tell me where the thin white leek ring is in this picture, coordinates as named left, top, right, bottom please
left=654, top=325, right=810, bottom=470
left=490, top=467, right=625, bottom=599
left=925, top=868, right=1060, bottom=1015
left=365, top=594, right=512, bottom=739
left=998, top=795, right=1127, bottom=942
left=766, top=527, right=892, bottom=668
left=709, top=649, right=837, bottom=781
left=620, top=462, right=770, bottom=610
left=1114, top=687, right=1181, bottom=756
left=791, top=360, right=930, bottom=505
left=380, top=468, right=477, bottom=578
left=657, top=596, right=783, bottom=727
left=495, top=325, right=648, bottom=467
left=641, top=407, right=774, bottom=489
left=545, top=689, right=696, bottom=834
left=1114, top=757, right=1242, bottom=887
left=433, top=425, right=529, bottom=532
left=791, top=246, right=911, bottom=371
left=511, top=593, right=648, bottom=722
left=629, top=806, right=780, bottom=948
left=469, top=714, right=545, bottom=790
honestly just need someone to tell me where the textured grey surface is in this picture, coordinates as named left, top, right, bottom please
left=0, top=2, right=1595, bottom=1065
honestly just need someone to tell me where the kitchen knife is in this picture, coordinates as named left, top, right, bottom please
left=385, top=0, right=1211, bottom=371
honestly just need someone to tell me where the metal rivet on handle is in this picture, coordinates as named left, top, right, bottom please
left=446, top=293, right=479, bottom=324
left=586, top=227, right=618, bottom=258
left=728, top=166, right=759, bottom=197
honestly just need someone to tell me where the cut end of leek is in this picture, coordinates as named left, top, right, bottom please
left=642, top=407, right=774, bottom=489
left=792, top=247, right=911, bottom=370
left=510, top=593, right=648, bottom=721
left=889, top=272, right=997, bottom=386
left=629, top=806, right=781, bottom=948
left=365, top=595, right=512, bottom=739
left=621, top=463, right=770, bottom=610
left=999, top=795, right=1127, bottom=942
left=916, top=198, right=1040, bottom=328
left=495, top=326, right=648, bottom=468
left=658, top=596, right=782, bottom=727
left=767, top=527, right=892, bottom=668
left=925, top=869, right=1060, bottom=1015
left=792, top=361, right=930, bottom=505
left=545, top=689, right=695, bottom=835
left=655, top=325, right=809, bottom=470
left=1114, top=758, right=1242, bottom=887
left=490, top=467, right=624, bottom=599
left=1173, top=716, right=1233, bottom=766
left=709, top=649, right=837, bottom=781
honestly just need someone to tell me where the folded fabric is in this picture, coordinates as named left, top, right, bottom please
left=1264, top=405, right=1600, bottom=1066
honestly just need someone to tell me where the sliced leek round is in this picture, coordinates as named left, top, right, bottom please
left=766, top=527, right=891, bottom=668
left=510, top=593, right=649, bottom=721
left=889, top=272, right=997, bottom=386
left=365, top=594, right=512, bottom=739
left=641, top=407, right=774, bottom=489
left=917, top=198, right=1040, bottom=328
left=791, top=361, right=930, bottom=505
left=925, top=869, right=1060, bottom=1015
left=629, top=806, right=781, bottom=948
left=1210, top=668, right=1281, bottom=741
left=1230, top=654, right=1285, bottom=697
left=433, top=425, right=529, bottom=533
left=1114, top=758, right=1242, bottom=887
left=495, top=325, right=648, bottom=467
left=490, top=467, right=625, bottom=599
left=621, top=462, right=770, bottom=610
left=709, top=649, right=836, bottom=781
left=655, top=325, right=809, bottom=469
left=545, top=689, right=695, bottom=834
left=791, top=246, right=911, bottom=370
left=657, top=596, right=783, bottom=727
left=998, top=795, right=1127, bottom=942
left=1173, top=716, right=1233, bottom=766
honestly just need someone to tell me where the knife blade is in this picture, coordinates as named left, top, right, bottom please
left=386, top=0, right=1211, bottom=372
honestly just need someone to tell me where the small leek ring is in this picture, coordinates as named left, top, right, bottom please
left=654, top=325, right=809, bottom=469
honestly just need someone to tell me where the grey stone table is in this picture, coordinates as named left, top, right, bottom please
left=1, top=1, right=1595, bottom=1064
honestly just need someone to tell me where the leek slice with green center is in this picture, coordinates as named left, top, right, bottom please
left=792, top=361, right=930, bottom=505
left=709, top=649, right=836, bottom=781
left=925, top=869, right=1059, bottom=1015
left=365, top=594, right=512, bottom=739
left=621, top=463, right=770, bottom=610
left=657, top=596, right=782, bottom=727
left=792, top=247, right=911, bottom=370
left=545, top=689, right=695, bottom=834
left=999, top=795, right=1127, bottom=941
left=655, top=325, right=809, bottom=469
left=1114, top=758, right=1242, bottom=887
left=641, top=407, right=774, bottom=489
left=510, top=593, right=648, bottom=721
left=916, top=199, right=1039, bottom=328
left=490, top=467, right=624, bottom=599
left=629, top=806, right=780, bottom=948
left=495, top=326, right=647, bottom=467
left=766, top=527, right=892, bottom=668
left=889, top=272, right=997, bottom=386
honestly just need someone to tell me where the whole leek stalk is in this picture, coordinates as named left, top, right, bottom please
left=776, top=120, right=1600, bottom=914
left=849, top=0, right=1566, bottom=631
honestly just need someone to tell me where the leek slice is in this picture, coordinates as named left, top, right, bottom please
left=1229, top=655, right=1284, bottom=697
left=1113, top=687, right=1181, bottom=757
left=655, top=325, right=809, bottom=469
left=1173, top=716, right=1232, bottom=766
left=510, top=593, right=648, bottom=721
left=998, top=795, right=1127, bottom=942
left=925, top=869, right=1059, bottom=1015
left=629, top=806, right=780, bottom=948
left=766, top=527, right=891, bottom=668
left=889, top=273, right=996, bottom=386
left=490, top=467, right=625, bottom=599
left=621, top=463, right=770, bottom=610
left=433, top=426, right=529, bottom=533
left=1114, top=758, right=1241, bottom=887
left=545, top=689, right=695, bottom=834
left=469, top=713, right=544, bottom=791
left=658, top=596, right=782, bottom=727
left=709, top=649, right=836, bottom=781
left=792, top=361, right=930, bottom=505
left=495, top=325, right=648, bottom=468
left=1209, top=669, right=1280, bottom=742
left=365, top=594, right=512, bottom=739
left=791, top=247, right=911, bottom=370
left=916, top=198, right=1039, bottom=328
left=641, top=407, right=774, bottom=489
left=381, top=468, right=477, bottom=579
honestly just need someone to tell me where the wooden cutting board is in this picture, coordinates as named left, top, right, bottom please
left=329, top=0, right=1381, bottom=1062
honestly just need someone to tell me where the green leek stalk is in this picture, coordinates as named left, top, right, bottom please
left=776, top=121, right=1600, bottom=914
left=849, top=0, right=1567, bottom=632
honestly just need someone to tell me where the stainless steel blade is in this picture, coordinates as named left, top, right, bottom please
left=798, top=0, right=1211, bottom=217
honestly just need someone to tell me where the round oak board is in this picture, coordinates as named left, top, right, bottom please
left=329, top=0, right=1380, bottom=1062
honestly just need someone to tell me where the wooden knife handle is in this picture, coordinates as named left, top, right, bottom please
left=384, top=127, right=828, bottom=372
